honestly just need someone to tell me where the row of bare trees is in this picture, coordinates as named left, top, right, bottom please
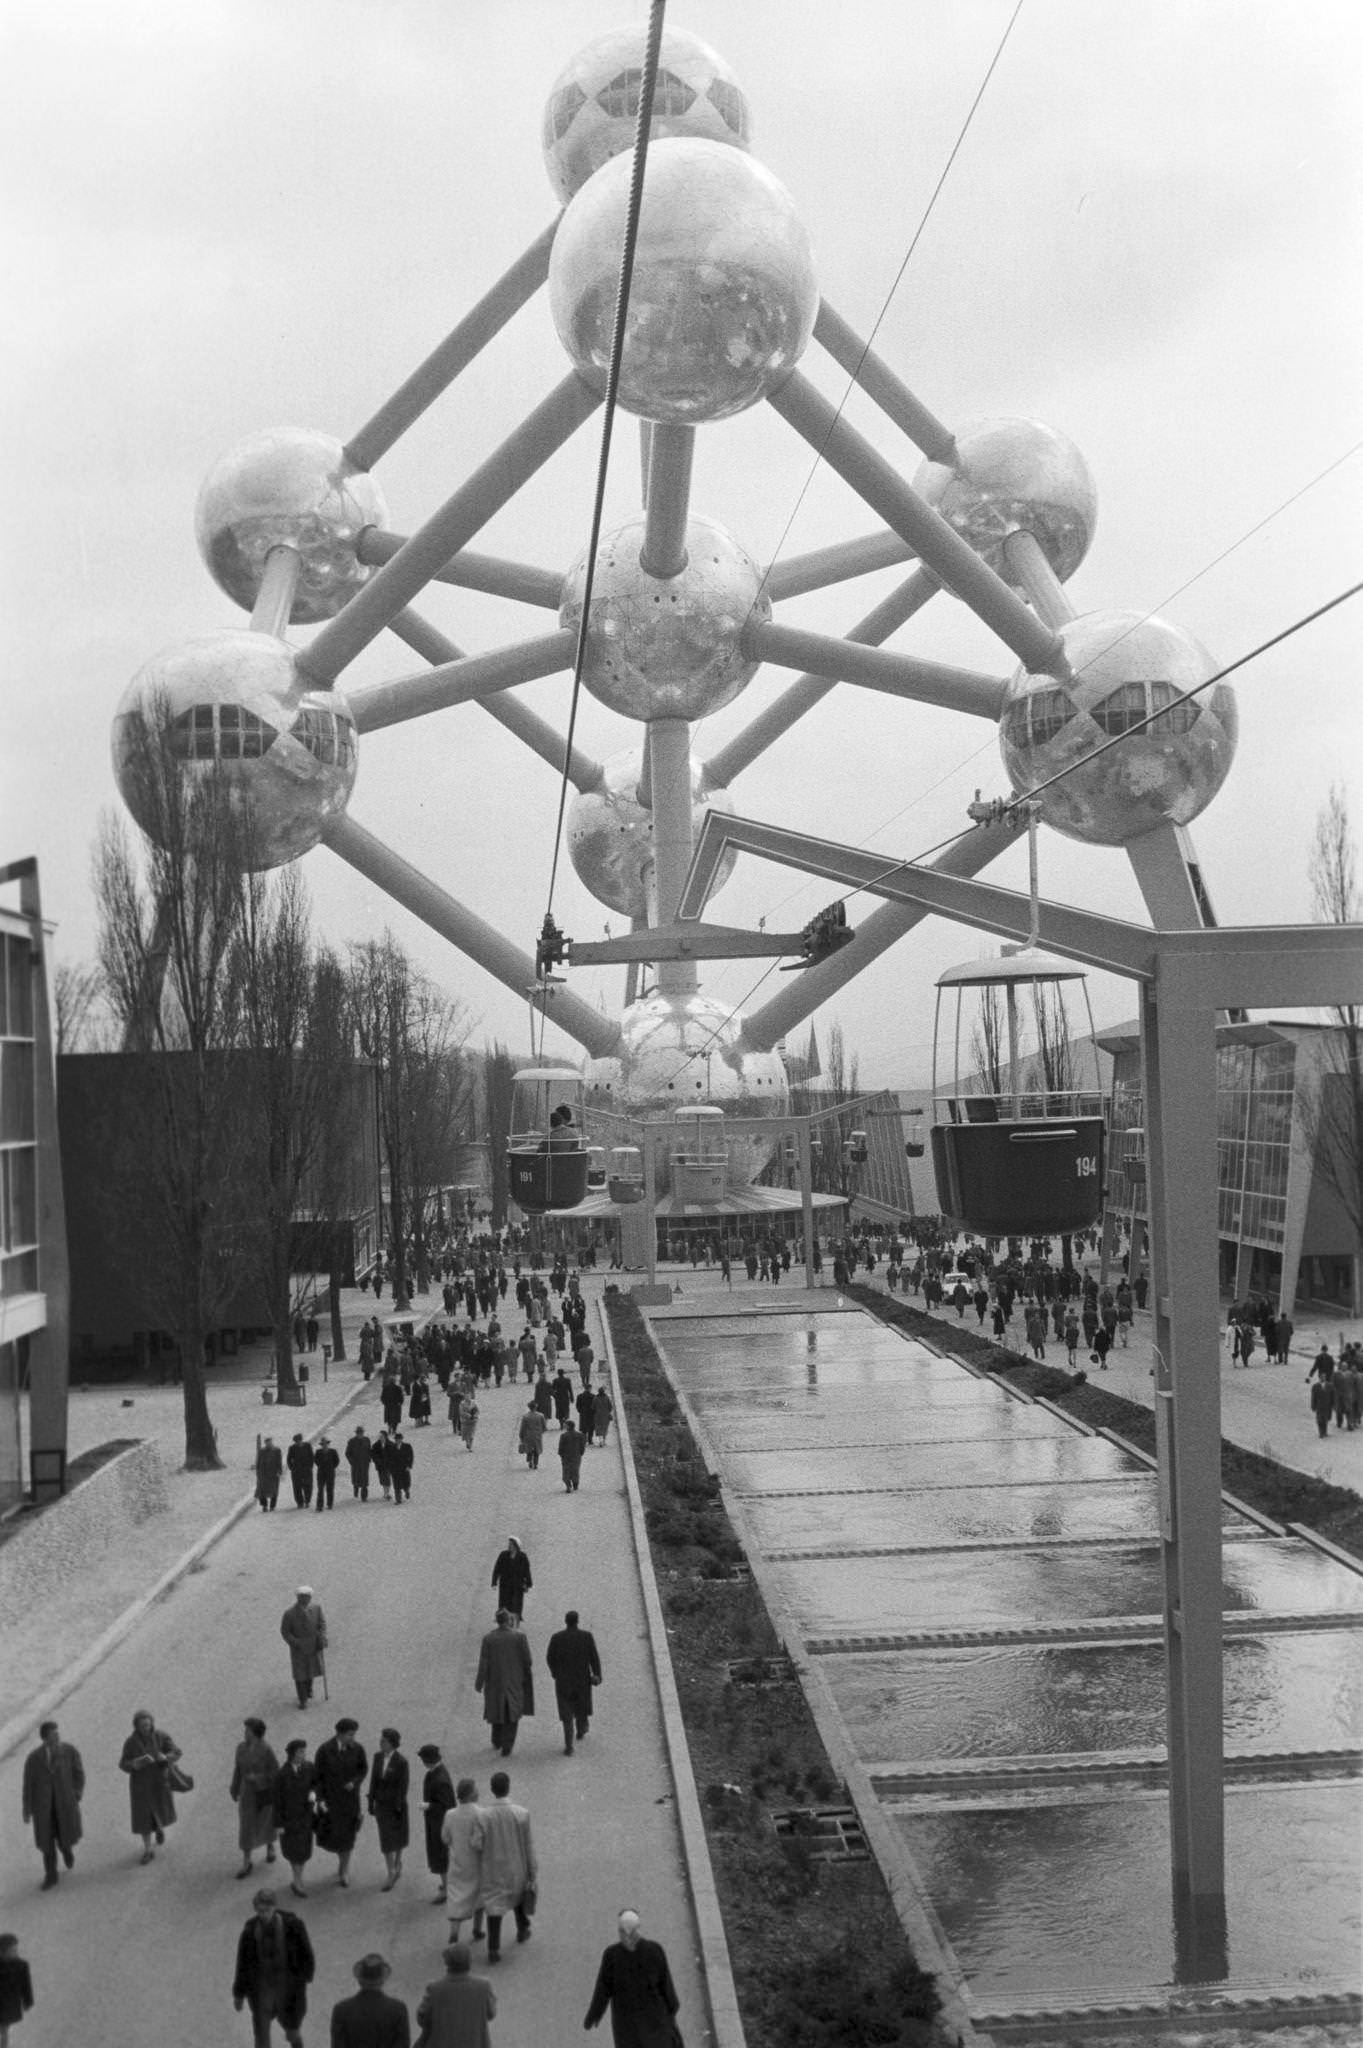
left=76, top=704, right=474, bottom=1469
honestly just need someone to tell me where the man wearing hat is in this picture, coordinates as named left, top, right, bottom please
left=314, top=1435, right=340, bottom=1511
left=231, top=1885, right=315, bottom=2048
left=280, top=1586, right=328, bottom=1709
left=255, top=1435, right=283, bottom=1512
left=414, top=1943, right=495, bottom=2048
left=285, top=1433, right=314, bottom=1510
left=328, top=1951, right=411, bottom=2048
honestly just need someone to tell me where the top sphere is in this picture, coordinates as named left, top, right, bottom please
left=195, top=428, right=387, bottom=625
left=914, top=418, right=1096, bottom=587
left=543, top=26, right=751, bottom=204
left=549, top=138, right=817, bottom=425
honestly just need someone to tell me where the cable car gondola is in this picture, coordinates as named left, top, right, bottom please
left=671, top=1104, right=728, bottom=1203
left=607, top=1144, right=645, bottom=1204
left=930, top=949, right=1106, bottom=1237
left=903, top=1106, right=926, bottom=1158
left=506, top=1065, right=590, bottom=1213
left=586, top=1144, right=607, bottom=1190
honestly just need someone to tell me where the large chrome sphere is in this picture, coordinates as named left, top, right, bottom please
left=583, top=992, right=789, bottom=1188
left=999, top=610, right=1236, bottom=845
left=914, top=418, right=1096, bottom=586
left=195, top=429, right=387, bottom=624
left=560, top=514, right=768, bottom=720
left=543, top=27, right=751, bottom=205
left=111, top=630, right=358, bottom=869
left=568, top=748, right=736, bottom=917
left=549, top=138, right=817, bottom=424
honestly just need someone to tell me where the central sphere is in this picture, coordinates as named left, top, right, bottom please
left=111, top=631, right=358, bottom=870
left=998, top=610, right=1236, bottom=845
left=560, top=514, right=768, bottom=720
left=568, top=749, right=736, bottom=917
left=583, top=993, right=789, bottom=1189
left=549, top=137, right=817, bottom=424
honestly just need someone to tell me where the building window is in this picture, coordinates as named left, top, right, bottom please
left=596, top=68, right=696, bottom=119
left=1003, top=688, right=1077, bottom=751
left=1092, top=678, right=1201, bottom=738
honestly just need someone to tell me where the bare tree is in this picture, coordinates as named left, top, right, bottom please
left=53, top=961, right=108, bottom=1054
left=235, top=869, right=358, bottom=1403
left=1302, top=784, right=1363, bottom=1310
left=483, top=1043, right=516, bottom=1228
left=346, top=936, right=471, bottom=1308
left=1028, top=982, right=1076, bottom=1096
left=92, top=702, right=258, bottom=1470
left=969, top=984, right=1010, bottom=1097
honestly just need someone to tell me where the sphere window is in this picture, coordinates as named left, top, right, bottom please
left=545, top=81, right=587, bottom=146
left=292, top=705, right=356, bottom=769
left=169, top=702, right=277, bottom=762
left=1002, top=688, right=1076, bottom=750
left=707, top=78, right=749, bottom=138
left=597, top=69, right=695, bottom=120
left=1092, top=679, right=1201, bottom=738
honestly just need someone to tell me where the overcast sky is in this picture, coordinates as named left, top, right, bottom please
left=3, top=0, right=1360, bottom=1085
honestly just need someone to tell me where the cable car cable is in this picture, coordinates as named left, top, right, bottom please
left=540, top=0, right=668, bottom=933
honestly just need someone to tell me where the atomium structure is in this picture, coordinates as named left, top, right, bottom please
left=112, top=21, right=1238, bottom=1199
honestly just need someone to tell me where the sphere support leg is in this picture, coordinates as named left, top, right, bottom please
left=646, top=717, right=699, bottom=997
left=639, top=423, right=695, bottom=579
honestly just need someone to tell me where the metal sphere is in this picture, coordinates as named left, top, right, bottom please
left=567, top=749, right=736, bottom=917
left=583, top=993, right=789, bottom=1188
left=914, top=418, right=1096, bottom=586
left=542, top=26, right=751, bottom=205
left=549, top=137, right=817, bottom=424
left=111, top=630, right=358, bottom=869
left=560, top=514, right=768, bottom=720
left=998, top=610, right=1236, bottom=846
left=195, top=428, right=387, bottom=624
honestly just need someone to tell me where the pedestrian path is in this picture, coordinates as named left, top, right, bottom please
left=0, top=1279, right=716, bottom=2048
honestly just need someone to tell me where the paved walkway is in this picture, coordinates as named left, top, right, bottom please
left=0, top=1280, right=716, bottom=2048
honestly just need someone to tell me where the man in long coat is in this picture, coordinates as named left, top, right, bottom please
left=583, top=1909, right=680, bottom=2048
left=474, top=1610, right=534, bottom=1757
left=314, top=1719, right=367, bottom=1887
left=345, top=1426, right=373, bottom=1500
left=21, top=1718, right=84, bottom=1888
left=280, top=1586, right=327, bottom=1708
left=285, top=1434, right=314, bottom=1509
left=256, top=1435, right=283, bottom=1511
left=328, top=1952, right=411, bottom=2048
left=558, top=1420, right=585, bottom=1492
left=478, top=1770, right=537, bottom=1961
left=545, top=1610, right=602, bottom=1755
left=231, top=1885, right=315, bottom=2048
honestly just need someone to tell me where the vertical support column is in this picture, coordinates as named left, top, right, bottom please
left=646, top=718, right=698, bottom=998
left=1141, top=960, right=1227, bottom=1982
left=799, top=1123, right=817, bottom=1290
left=8, top=864, right=70, bottom=1502
left=644, top=1127, right=658, bottom=1291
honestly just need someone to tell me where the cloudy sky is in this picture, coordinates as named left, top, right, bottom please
left=3, top=0, right=1360, bottom=1085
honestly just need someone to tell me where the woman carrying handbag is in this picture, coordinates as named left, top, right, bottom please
left=118, top=1709, right=188, bottom=1865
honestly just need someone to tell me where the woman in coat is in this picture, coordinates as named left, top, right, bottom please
left=230, top=1717, right=280, bottom=1879
left=367, top=1728, right=410, bottom=1891
left=490, top=1537, right=532, bottom=1620
left=313, top=1719, right=367, bottom=1887
left=417, top=1744, right=456, bottom=1903
left=274, top=1738, right=316, bottom=1898
left=118, top=1709, right=182, bottom=1864
left=409, top=1374, right=432, bottom=1426
left=592, top=1386, right=614, bottom=1445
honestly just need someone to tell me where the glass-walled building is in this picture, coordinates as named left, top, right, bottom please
left=1101, top=1019, right=1358, bottom=1317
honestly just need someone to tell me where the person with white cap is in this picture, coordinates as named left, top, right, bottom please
left=583, top=1908, right=680, bottom=2046
left=279, top=1587, right=328, bottom=1710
